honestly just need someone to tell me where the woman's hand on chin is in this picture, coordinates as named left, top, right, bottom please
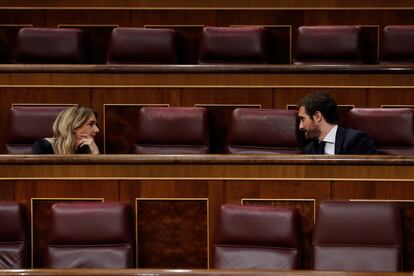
left=76, top=134, right=100, bottom=154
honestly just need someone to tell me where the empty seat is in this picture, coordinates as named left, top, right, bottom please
left=382, top=25, right=414, bottom=64
left=134, top=107, right=209, bottom=154
left=0, top=202, right=28, bottom=269
left=5, top=106, right=67, bottom=154
left=344, top=108, right=414, bottom=154
left=46, top=202, right=133, bottom=268
left=227, top=108, right=303, bottom=154
left=106, top=27, right=177, bottom=64
left=313, top=201, right=402, bottom=272
left=294, top=26, right=364, bottom=64
left=213, top=204, right=301, bottom=270
left=14, top=27, right=85, bottom=64
left=199, top=27, right=268, bottom=64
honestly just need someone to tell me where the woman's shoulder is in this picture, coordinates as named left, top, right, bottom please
left=32, top=138, right=55, bottom=154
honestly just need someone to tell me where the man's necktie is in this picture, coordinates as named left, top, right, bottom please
left=318, top=141, right=326, bottom=154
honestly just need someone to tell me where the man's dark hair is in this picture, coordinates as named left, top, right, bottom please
left=297, top=92, right=338, bottom=124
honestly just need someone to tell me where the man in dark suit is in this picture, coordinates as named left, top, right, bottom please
left=297, top=92, right=376, bottom=154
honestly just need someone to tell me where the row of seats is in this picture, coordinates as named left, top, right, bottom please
left=0, top=201, right=402, bottom=271
left=10, top=25, right=414, bottom=64
left=6, top=106, right=414, bottom=155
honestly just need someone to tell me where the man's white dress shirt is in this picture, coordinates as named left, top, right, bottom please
left=322, top=125, right=338, bottom=155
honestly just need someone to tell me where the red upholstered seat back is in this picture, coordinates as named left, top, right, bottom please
left=134, top=107, right=209, bottom=154
left=382, top=25, right=414, bottom=64
left=106, top=27, right=178, bottom=64
left=294, top=26, right=364, bottom=64
left=14, top=27, right=85, bottom=64
left=213, top=204, right=301, bottom=270
left=0, top=202, right=28, bottom=269
left=345, top=108, right=414, bottom=155
left=227, top=108, right=303, bottom=154
left=6, top=106, right=67, bottom=154
left=46, top=202, right=133, bottom=268
left=199, top=27, right=268, bottom=64
left=313, top=201, right=402, bottom=272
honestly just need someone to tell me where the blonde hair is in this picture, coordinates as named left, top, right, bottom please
left=51, top=105, right=95, bottom=154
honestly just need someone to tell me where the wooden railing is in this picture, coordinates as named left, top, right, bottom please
left=1, top=154, right=414, bottom=270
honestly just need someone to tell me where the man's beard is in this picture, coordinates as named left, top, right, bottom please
left=305, top=123, right=321, bottom=140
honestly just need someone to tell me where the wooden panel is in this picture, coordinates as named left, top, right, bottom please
left=217, top=10, right=302, bottom=27
left=136, top=199, right=208, bottom=268
left=31, top=198, right=104, bottom=268
left=91, top=87, right=180, bottom=152
left=91, top=87, right=180, bottom=126
left=181, top=88, right=272, bottom=107
left=59, top=25, right=117, bottom=64
left=366, top=88, right=414, bottom=108
left=0, top=180, right=15, bottom=201
left=0, top=10, right=45, bottom=26
left=273, top=88, right=366, bottom=109
left=0, top=87, right=91, bottom=154
left=45, top=10, right=130, bottom=28
left=243, top=199, right=315, bottom=269
left=15, top=180, right=118, bottom=207
left=2, top=0, right=414, bottom=8
left=224, top=180, right=330, bottom=205
left=131, top=10, right=215, bottom=27
left=0, top=269, right=408, bottom=276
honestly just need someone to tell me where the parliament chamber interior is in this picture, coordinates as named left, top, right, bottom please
left=2, top=1, right=414, bottom=276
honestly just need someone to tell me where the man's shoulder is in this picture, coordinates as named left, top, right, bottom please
left=339, top=126, right=370, bottom=140
left=337, top=126, right=376, bottom=154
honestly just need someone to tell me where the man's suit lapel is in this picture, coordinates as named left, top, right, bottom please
left=334, top=126, right=345, bottom=154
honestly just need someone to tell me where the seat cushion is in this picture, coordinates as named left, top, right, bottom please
left=313, top=201, right=402, bottom=272
left=294, top=26, right=363, bottom=64
left=6, top=106, right=67, bottom=154
left=227, top=108, right=302, bottom=154
left=213, top=204, right=300, bottom=270
left=14, top=27, right=85, bottom=64
left=46, top=202, right=133, bottom=269
left=199, top=27, right=268, bottom=64
left=345, top=108, right=414, bottom=154
left=0, top=202, right=28, bottom=268
left=134, top=107, right=209, bottom=154
left=382, top=25, right=414, bottom=63
left=106, top=27, right=177, bottom=64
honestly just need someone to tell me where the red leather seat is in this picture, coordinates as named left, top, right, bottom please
left=227, top=108, right=303, bottom=154
left=345, top=108, right=414, bottom=155
left=14, top=27, right=85, bottom=64
left=46, top=202, right=133, bottom=268
left=0, top=202, right=28, bottom=268
left=199, top=27, right=268, bottom=64
left=294, top=26, right=364, bottom=64
left=213, top=204, right=301, bottom=269
left=313, top=201, right=402, bottom=272
left=382, top=25, right=414, bottom=64
left=5, top=106, right=67, bottom=154
left=134, top=107, right=209, bottom=154
left=106, top=27, right=177, bottom=64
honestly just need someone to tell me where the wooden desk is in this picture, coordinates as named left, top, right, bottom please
left=0, top=155, right=413, bottom=270
left=0, top=269, right=410, bottom=276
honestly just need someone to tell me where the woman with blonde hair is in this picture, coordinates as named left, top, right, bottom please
left=32, top=105, right=100, bottom=154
